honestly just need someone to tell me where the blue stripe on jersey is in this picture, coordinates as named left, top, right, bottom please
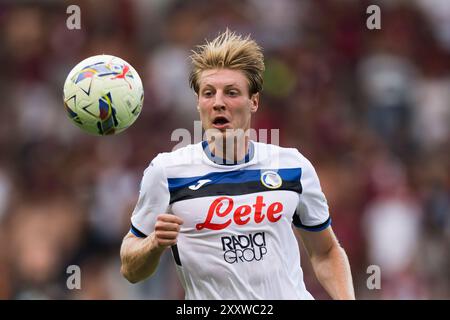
left=130, top=224, right=147, bottom=238
left=293, top=215, right=332, bottom=232
left=167, top=168, right=302, bottom=192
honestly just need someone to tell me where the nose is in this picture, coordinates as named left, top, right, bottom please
left=213, top=91, right=226, bottom=111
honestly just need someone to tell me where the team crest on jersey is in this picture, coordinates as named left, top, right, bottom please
left=261, top=171, right=282, bottom=189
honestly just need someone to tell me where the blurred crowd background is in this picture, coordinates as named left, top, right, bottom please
left=0, top=0, right=449, bottom=300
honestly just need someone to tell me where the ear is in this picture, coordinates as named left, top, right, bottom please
left=195, top=92, right=200, bottom=112
left=250, top=93, right=259, bottom=113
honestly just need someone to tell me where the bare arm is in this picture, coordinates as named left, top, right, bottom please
left=120, top=214, right=183, bottom=283
left=296, top=226, right=355, bottom=300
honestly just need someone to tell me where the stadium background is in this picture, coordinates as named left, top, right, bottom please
left=0, top=0, right=449, bottom=299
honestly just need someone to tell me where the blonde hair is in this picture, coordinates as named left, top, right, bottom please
left=189, top=29, right=265, bottom=96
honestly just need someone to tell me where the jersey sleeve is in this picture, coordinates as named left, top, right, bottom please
left=130, top=155, right=170, bottom=237
left=293, top=152, right=331, bottom=232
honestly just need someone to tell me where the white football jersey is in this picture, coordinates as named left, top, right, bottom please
left=130, top=141, right=331, bottom=300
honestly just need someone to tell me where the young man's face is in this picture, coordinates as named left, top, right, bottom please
left=197, top=68, right=259, bottom=137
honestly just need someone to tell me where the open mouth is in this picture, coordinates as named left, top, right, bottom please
left=212, top=116, right=230, bottom=128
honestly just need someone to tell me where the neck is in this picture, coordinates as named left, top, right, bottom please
left=207, top=134, right=250, bottom=164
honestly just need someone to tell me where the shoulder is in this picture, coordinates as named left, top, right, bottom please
left=252, top=141, right=312, bottom=168
left=148, top=143, right=202, bottom=169
left=139, top=144, right=202, bottom=188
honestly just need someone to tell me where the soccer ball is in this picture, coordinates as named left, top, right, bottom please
left=63, top=54, right=144, bottom=135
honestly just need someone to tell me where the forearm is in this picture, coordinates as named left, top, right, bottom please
left=310, top=245, right=355, bottom=300
left=120, top=233, right=165, bottom=283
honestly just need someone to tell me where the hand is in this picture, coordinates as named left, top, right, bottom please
left=152, top=214, right=184, bottom=249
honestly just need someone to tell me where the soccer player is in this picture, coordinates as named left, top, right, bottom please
left=120, top=30, right=355, bottom=299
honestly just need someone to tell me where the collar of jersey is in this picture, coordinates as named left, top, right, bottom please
left=201, top=140, right=255, bottom=166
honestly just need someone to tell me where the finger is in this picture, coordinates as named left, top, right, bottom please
left=157, top=214, right=184, bottom=225
left=155, top=230, right=179, bottom=240
left=155, top=221, right=181, bottom=232
left=158, top=215, right=184, bottom=225
left=155, top=238, right=177, bottom=247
